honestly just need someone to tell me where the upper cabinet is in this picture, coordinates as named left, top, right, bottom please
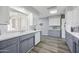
left=28, top=13, right=33, bottom=26
left=49, top=16, right=60, bottom=26
left=33, top=14, right=38, bottom=25
left=0, top=7, right=9, bottom=24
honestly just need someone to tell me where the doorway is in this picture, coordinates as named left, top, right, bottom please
left=60, top=14, right=65, bottom=39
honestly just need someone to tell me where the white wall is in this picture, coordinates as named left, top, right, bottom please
left=49, top=15, right=61, bottom=26
left=65, top=7, right=79, bottom=32
left=61, top=18, right=65, bottom=38
left=36, top=17, right=49, bottom=35
left=0, top=7, right=9, bottom=34
left=33, top=14, right=39, bottom=26
left=0, top=25, right=7, bottom=34
left=20, top=14, right=28, bottom=31
left=0, top=6, right=9, bottom=24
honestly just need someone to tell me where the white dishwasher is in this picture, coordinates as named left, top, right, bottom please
left=35, top=31, right=40, bottom=45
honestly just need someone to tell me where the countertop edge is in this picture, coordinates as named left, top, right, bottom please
left=0, top=30, right=40, bottom=41
left=66, top=30, right=79, bottom=39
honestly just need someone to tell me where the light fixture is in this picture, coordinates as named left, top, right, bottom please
left=50, top=9, right=57, bottom=14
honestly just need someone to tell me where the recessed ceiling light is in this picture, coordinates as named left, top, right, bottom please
left=50, top=10, right=57, bottom=14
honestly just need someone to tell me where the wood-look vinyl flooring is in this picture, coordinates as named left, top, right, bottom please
left=30, top=36, right=70, bottom=53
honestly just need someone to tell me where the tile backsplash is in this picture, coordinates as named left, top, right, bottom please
left=0, top=25, right=7, bottom=35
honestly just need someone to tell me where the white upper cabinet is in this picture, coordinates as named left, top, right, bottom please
left=49, top=16, right=60, bottom=26
left=0, top=7, right=9, bottom=24
left=28, top=13, right=33, bottom=26
left=33, top=14, right=38, bottom=25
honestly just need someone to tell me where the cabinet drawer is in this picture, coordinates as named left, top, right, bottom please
left=0, top=37, right=19, bottom=49
left=20, top=33, right=34, bottom=41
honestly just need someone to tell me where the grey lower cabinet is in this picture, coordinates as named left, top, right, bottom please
left=67, top=36, right=73, bottom=52
left=48, top=30, right=60, bottom=37
left=0, top=33, right=35, bottom=53
left=65, top=31, right=79, bottom=53
left=19, top=34, right=35, bottom=53
left=2, top=43, right=19, bottom=53
left=28, top=37, right=34, bottom=50
left=20, top=39, right=29, bottom=53
left=65, top=31, right=74, bottom=52
left=19, top=37, right=34, bottom=53
left=0, top=37, right=19, bottom=53
left=72, top=36, right=79, bottom=53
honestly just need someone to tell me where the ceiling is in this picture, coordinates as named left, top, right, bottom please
left=32, top=6, right=67, bottom=18
left=23, top=6, right=76, bottom=18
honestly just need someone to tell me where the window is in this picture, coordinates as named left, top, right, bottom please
left=8, top=7, right=33, bottom=32
left=8, top=10, right=28, bottom=32
left=8, top=11, right=19, bottom=31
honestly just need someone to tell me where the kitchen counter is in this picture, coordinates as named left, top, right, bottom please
left=0, top=30, right=40, bottom=41
left=65, top=31, right=79, bottom=53
left=0, top=30, right=40, bottom=53
left=67, top=31, right=79, bottom=39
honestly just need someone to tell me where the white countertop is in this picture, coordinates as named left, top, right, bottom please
left=0, top=30, right=40, bottom=41
left=67, top=31, right=79, bottom=39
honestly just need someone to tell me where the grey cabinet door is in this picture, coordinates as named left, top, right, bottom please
left=48, top=30, right=60, bottom=37
left=76, top=40, right=79, bottom=53
left=65, top=31, right=74, bottom=52
left=20, top=36, right=34, bottom=53
left=28, top=37, right=34, bottom=50
left=67, top=37, right=73, bottom=52
left=20, top=39, right=29, bottom=53
left=73, top=36, right=79, bottom=53
left=19, top=33, right=35, bottom=53
left=0, top=37, right=19, bottom=53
